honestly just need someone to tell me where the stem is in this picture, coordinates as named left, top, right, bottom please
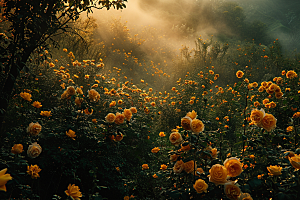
left=294, top=119, right=298, bottom=149
left=242, top=89, right=249, bottom=158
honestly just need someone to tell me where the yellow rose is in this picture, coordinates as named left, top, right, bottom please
left=261, top=113, right=277, bottom=132
left=88, top=89, right=100, bottom=102
left=173, top=160, right=185, bottom=174
left=142, top=164, right=149, bottom=170
left=40, top=111, right=52, bottom=117
left=0, top=168, right=13, bottom=192
left=224, top=182, right=241, bottom=200
left=267, top=165, right=282, bottom=176
left=105, top=113, right=116, bottom=123
left=289, top=154, right=300, bottom=169
left=169, top=132, right=183, bottom=146
left=114, top=112, right=125, bottom=125
left=65, top=184, right=82, bottom=199
left=20, top=92, right=32, bottom=102
left=250, top=109, right=265, bottom=126
left=160, top=164, right=167, bottom=171
left=11, top=144, right=23, bottom=154
left=184, top=160, right=196, bottom=173
left=159, top=132, right=166, bottom=137
left=151, top=147, right=160, bottom=153
left=186, top=110, right=197, bottom=120
left=66, top=129, right=76, bottom=140
left=27, top=165, right=41, bottom=179
left=181, top=116, right=192, bottom=130
left=208, top=164, right=228, bottom=185
left=32, top=101, right=42, bottom=108
left=193, top=179, right=208, bottom=194
left=210, top=148, right=218, bottom=159
left=190, top=119, right=204, bottom=134
left=130, top=107, right=137, bottom=114
left=224, top=157, right=243, bottom=177
left=27, top=122, right=42, bottom=136
left=123, top=109, right=132, bottom=121
left=27, top=142, right=42, bottom=158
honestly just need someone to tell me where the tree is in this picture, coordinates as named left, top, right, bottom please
left=0, top=0, right=127, bottom=131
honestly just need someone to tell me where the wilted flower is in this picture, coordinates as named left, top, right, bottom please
left=224, top=182, right=241, bottom=200
left=83, top=108, right=93, bottom=115
left=173, top=160, right=185, bottom=174
left=27, top=142, right=42, bottom=158
left=27, top=122, right=42, bottom=136
left=88, top=89, right=100, bottom=102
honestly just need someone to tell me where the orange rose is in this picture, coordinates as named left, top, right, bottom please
left=11, top=144, right=23, bottom=154
left=142, top=164, right=149, bottom=170
left=115, top=112, right=125, bottom=125
left=123, top=109, right=132, bottom=121
left=27, top=142, right=42, bottom=158
left=105, top=113, right=116, bottom=123
left=184, top=160, right=196, bottom=173
left=151, top=147, right=160, bottom=153
left=224, top=157, right=243, bottom=177
left=261, top=113, right=277, bottom=132
left=236, top=70, right=244, bottom=78
left=181, top=116, right=192, bottom=130
left=193, top=179, right=208, bottom=194
left=250, top=109, right=265, bottom=127
left=169, top=132, right=183, bottom=146
left=173, top=160, right=185, bottom=174
left=130, top=107, right=137, bottom=113
left=190, top=119, right=204, bottom=134
left=267, top=165, right=282, bottom=176
left=115, top=134, right=124, bottom=142
left=208, top=164, right=228, bottom=185
left=210, top=148, right=218, bottom=159
left=186, top=110, right=197, bottom=120
left=288, top=154, right=300, bottom=169
left=224, top=182, right=241, bottom=200
left=65, top=184, right=82, bottom=199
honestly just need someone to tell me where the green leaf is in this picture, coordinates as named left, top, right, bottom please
left=169, top=190, right=180, bottom=199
